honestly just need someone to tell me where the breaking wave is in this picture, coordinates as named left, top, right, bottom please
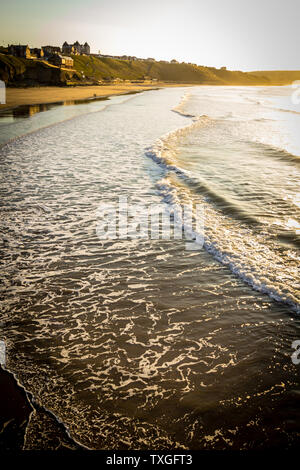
left=145, top=92, right=300, bottom=312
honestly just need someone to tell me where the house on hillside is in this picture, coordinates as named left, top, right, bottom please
left=8, top=44, right=31, bottom=59
left=62, top=42, right=75, bottom=55
left=62, top=41, right=90, bottom=55
left=48, top=54, right=74, bottom=68
left=42, top=45, right=61, bottom=57
left=30, top=47, right=44, bottom=59
left=81, top=42, right=90, bottom=55
left=171, top=59, right=179, bottom=64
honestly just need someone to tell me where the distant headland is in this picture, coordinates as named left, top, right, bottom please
left=0, top=41, right=300, bottom=88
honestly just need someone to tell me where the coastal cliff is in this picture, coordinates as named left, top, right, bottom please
left=0, top=52, right=278, bottom=87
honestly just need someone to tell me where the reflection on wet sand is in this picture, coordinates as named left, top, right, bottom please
left=0, top=95, right=109, bottom=119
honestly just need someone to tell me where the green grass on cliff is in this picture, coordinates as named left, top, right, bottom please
left=72, top=55, right=271, bottom=85
left=249, top=70, right=300, bottom=85
left=1, top=52, right=299, bottom=87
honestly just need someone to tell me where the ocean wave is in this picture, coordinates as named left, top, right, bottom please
left=245, top=140, right=300, bottom=163
left=269, top=107, right=300, bottom=116
left=241, top=94, right=300, bottom=116
left=154, top=176, right=300, bottom=313
left=145, top=93, right=300, bottom=312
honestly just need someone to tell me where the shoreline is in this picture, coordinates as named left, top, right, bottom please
left=0, top=82, right=291, bottom=113
left=0, top=83, right=193, bottom=111
left=0, top=365, right=32, bottom=451
left=0, top=365, right=86, bottom=451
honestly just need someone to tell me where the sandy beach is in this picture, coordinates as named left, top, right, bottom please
left=0, top=83, right=189, bottom=110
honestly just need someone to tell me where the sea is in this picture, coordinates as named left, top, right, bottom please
left=0, top=86, right=299, bottom=450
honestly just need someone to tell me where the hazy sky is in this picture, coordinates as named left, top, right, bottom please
left=1, top=0, right=299, bottom=71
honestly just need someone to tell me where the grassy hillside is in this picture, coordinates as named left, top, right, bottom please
left=72, top=56, right=224, bottom=83
left=1, top=52, right=298, bottom=87
left=249, top=70, right=300, bottom=85
left=72, top=56, right=270, bottom=85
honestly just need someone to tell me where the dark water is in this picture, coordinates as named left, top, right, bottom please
left=0, top=87, right=299, bottom=450
left=0, top=96, right=109, bottom=119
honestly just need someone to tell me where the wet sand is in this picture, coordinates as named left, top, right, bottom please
left=0, top=83, right=190, bottom=110
left=0, top=366, right=32, bottom=451
left=0, top=366, right=83, bottom=451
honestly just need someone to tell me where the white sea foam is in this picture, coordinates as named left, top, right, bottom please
left=146, top=90, right=300, bottom=312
